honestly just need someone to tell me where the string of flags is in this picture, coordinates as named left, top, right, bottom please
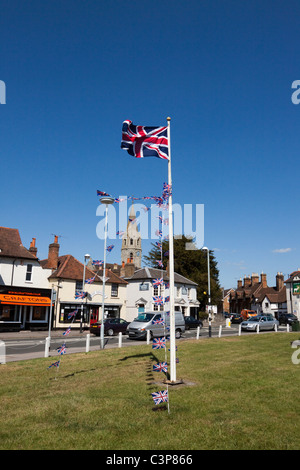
left=47, top=309, right=78, bottom=372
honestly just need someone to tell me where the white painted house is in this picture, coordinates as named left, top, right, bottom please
left=124, top=266, right=199, bottom=322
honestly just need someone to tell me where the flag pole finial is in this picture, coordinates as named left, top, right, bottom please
left=167, top=116, right=171, bottom=121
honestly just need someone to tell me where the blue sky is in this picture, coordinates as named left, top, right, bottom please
left=1, top=0, right=300, bottom=289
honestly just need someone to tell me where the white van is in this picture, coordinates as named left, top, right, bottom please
left=127, top=311, right=185, bottom=340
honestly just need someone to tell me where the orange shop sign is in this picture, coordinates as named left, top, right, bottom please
left=0, top=294, right=51, bottom=306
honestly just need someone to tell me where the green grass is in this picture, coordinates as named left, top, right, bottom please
left=0, top=333, right=299, bottom=450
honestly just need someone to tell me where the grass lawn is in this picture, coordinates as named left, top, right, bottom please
left=0, top=332, right=299, bottom=450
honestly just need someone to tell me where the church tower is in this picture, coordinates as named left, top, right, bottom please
left=121, top=202, right=142, bottom=268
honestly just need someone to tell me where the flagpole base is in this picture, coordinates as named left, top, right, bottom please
left=163, top=378, right=184, bottom=386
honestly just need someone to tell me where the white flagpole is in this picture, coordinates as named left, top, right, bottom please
left=167, top=116, right=177, bottom=383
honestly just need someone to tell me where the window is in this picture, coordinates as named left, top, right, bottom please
left=76, top=280, right=83, bottom=290
left=130, top=238, right=133, bottom=245
left=26, top=264, right=33, bottom=281
left=111, top=284, right=118, bottom=297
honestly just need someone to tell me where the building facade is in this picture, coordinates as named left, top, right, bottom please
left=0, top=228, right=52, bottom=331
left=285, top=270, right=300, bottom=320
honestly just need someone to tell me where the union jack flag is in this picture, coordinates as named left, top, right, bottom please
left=155, top=242, right=162, bottom=250
left=121, top=120, right=169, bottom=160
left=165, top=296, right=170, bottom=302
left=153, top=278, right=163, bottom=287
left=153, top=296, right=164, bottom=305
left=63, top=326, right=71, bottom=336
left=85, top=276, right=95, bottom=284
left=75, top=291, right=87, bottom=299
left=155, top=229, right=162, bottom=238
left=156, top=260, right=163, bottom=268
left=153, top=362, right=168, bottom=373
left=57, top=343, right=67, bottom=355
left=152, top=318, right=164, bottom=325
left=106, top=245, right=114, bottom=252
left=68, top=309, right=78, bottom=319
left=151, top=389, right=168, bottom=405
left=47, top=360, right=60, bottom=369
left=97, top=190, right=111, bottom=197
left=92, top=260, right=103, bottom=266
left=152, top=337, right=166, bottom=349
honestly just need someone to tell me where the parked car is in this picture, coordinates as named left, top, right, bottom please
left=127, top=311, right=185, bottom=340
left=90, top=318, right=129, bottom=336
left=241, top=315, right=279, bottom=332
left=184, top=316, right=203, bottom=329
left=278, top=313, right=298, bottom=326
left=230, top=313, right=243, bottom=324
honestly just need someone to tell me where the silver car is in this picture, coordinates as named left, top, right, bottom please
left=241, top=314, right=279, bottom=332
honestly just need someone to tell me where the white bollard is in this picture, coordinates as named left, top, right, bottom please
left=257, top=324, right=260, bottom=334
left=218, top=325, right=222, bottom=337
left=275, top=323, right=278, bottom=332
left=86, top=333, right=90, bottom=353
left=196, top=326, right=201, bottom=339
left=146, top=330, right=150, bottom=345
left=287, top=324, right=290, bottom=333
left=238, top=324, right=242, bottom=336
left=118, top=332, right=122, bottom=348
left=0, top=340, right=6, bottom=364
left=225, top=318, right=231, bottom=328
left=44, top=336, right=50, bottom=358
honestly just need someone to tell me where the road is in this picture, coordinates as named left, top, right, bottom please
left=0, top=323, right=290, bottom=363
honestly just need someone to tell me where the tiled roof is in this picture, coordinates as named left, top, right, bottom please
left=0, top=226, right=37, bottom=260
left=256, top=287, right=286, bottom=303
left=124, top=267, right=197, bottom=286
left=285, top=271, right=300, bottom=283
left=43, top=255, right=127, bottom=284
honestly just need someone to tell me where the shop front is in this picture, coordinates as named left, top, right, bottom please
left=0, top=286, right=52, bottom=331
left=58, top=302, right=123, bottom=329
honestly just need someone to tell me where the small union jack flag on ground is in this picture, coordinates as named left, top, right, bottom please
left=47, top=360, right=60, bottom=369
left=63, top=326, right=71, bottom=336
left=153, top=296, right=164, bottom=305
left=57, top=343, right=67, bottom=355
left=153, top=362, right=168, bottom=373
left=151, top=390, right=169, bottom=405
left=121, top=120, right=169, bottom=160
left=152, top=337, right=166, bottom=349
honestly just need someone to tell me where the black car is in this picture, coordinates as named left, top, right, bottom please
left=90, top=318, right=130, bottom=336
left=278, top=313, right=298, bottom=326
left=230, top=313, right=243, bottom=324
left=184, top=316, right=203, bottom=330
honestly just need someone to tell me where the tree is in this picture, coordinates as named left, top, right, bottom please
left=143, top=235, right=222, bottom=310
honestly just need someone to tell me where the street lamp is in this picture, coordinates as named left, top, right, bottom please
left=202, top=247, right=212, bottom=337
left=80, top=253, right=91, bottom=333
left=99, top=196, right=115, bottom=349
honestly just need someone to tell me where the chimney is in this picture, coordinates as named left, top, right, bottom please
left=276, top=272, right=284, bottom=291
left=48, top=235, right=60, bottom=270
left=243, top=276, right=251, bottom=287
left=260, top=272, right=267, bottom=288
left=29, top=237, right=37, bottom=257
left=251, top=273, right=259, bottom=285
left=237, top=278, right=242, bottom=289
left=124, top=261, right=135, bottom=278
left=120, top=261, right=125, bottom=277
